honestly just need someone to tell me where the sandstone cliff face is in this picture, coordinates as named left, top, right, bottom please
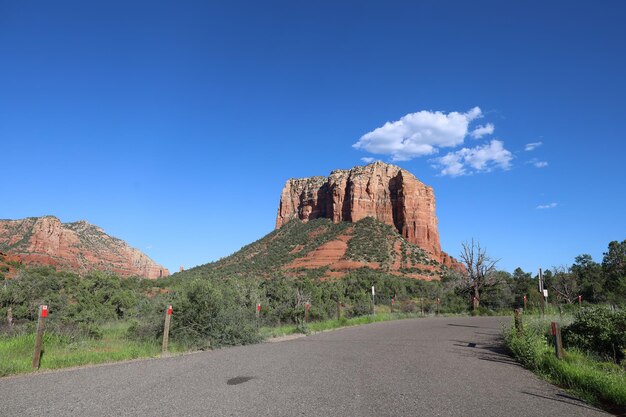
left=276, top=162, right=458, bottom=268
left=0, top=216, right=168, bottom=279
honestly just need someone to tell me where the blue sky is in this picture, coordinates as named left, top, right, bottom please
left=1, top=1, right=625, bottom=274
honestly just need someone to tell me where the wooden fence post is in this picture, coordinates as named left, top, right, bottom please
left=551, top=322, right=564, bottom=359
left=6, top=307, right=12, bottom=327
left=32, top=305, right=48, bottom=370
left=436, top=297, right=440, bottom=316
left=539, top=268, right=546, bottom=318
left=336, top=301, right=342, bottom=320
left=390, top=298, right=394, bottom=313
left=162, top=305, right=172, bottom=356
left=514, top=308, right=523, bottom=333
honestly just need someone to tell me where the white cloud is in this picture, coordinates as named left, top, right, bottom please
left=536, top=202, right=557, bottom=209
left=353, top=107, right=484, bottom=161
left=360, top=157, right=376, bottom=163
left=525, top=141, right=543, bottom=151
left=526, top=158, right=549, bottom=168
left=432, top=140, right=513, bottom=177
left=470, top=123, right=495, bottom=139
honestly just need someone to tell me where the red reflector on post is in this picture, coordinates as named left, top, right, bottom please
left=41, top=305, right=48, bottom=318
left=167, top=306, right=173, bottom=316
left=551, top=322, right=557, bottom=336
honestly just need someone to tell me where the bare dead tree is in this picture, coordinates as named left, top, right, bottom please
left=459, top=239, right=499, bottom=309
left=294, top=287, right=311, bottom=308
left=550, top=266, right=579, bottom=304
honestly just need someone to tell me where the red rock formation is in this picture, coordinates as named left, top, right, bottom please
left=276, top=162, right=460, bottom=268
left=0, top=216, right=168, bottom=279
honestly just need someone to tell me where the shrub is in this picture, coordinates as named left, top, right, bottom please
left=400, top=301, right=417, bottom=313
left=346, top=300, right=372, bottom=318
left=294, top=319, right=310, bottom=335
left=563, top=307, right=626, bottom=363
left=504, top=325, right=549, bottom=369
left=168, top=279, right=261, bottom=349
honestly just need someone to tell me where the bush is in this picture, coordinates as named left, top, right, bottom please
left=126, top=318, right=162, bottom=341
left=168, top=279, right=261, bottom=348
left=400, top=301, right=417, bottom=313
left=346, top=300, right=371, bottom=318
left=294, top=319, right=310, bottom=335
left=563, top=307, right=626, bottom=363
left=504, top=324, right=549, bottom=369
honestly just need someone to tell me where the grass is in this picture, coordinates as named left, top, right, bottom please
left=0, top=322, right=186, bottom=377
left=504, top=316, right=626, bottom=412
left=260, top=311, right=425, bottom=338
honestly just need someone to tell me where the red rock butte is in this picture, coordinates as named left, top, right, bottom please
left=0, top=216, right=168, bottom=279
left=276, top=162, right=458, bottom=268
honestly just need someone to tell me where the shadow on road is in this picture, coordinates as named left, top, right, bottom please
left=450, top=339, right=522, bottom=367
left=447, top=323, right=481, bottom=328
left=521, top=390, right=604, bottom=414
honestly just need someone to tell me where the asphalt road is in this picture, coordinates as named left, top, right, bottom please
left=0, top=316, right=610, bottom=416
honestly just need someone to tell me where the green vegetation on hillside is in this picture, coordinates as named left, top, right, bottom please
left=181, top=218, right=351, bottom=280
left=344, top=217, right=395, bottom=265
left=177, top=217, right=441, bottom=282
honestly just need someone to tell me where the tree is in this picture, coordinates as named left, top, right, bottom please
left=571, top=254, right=604, bottom=303
left=550, top=266, right=580, bottom=304
left=603, top=240, right=626, bottom=304
left=459, top=239, right=499, bottom=309
left=511, top=267, right=534, bottom=302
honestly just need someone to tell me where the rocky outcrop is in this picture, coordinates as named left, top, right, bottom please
left=0, top=216, right=168, bottom=279
left=276, top=162, right=459, bottom=268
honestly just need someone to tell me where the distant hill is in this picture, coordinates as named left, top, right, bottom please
left=178, top=162, right=464, bottom=282
left=177, top=217, right=458, bottom=281
left=0, top=216, right=168, bottom=279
